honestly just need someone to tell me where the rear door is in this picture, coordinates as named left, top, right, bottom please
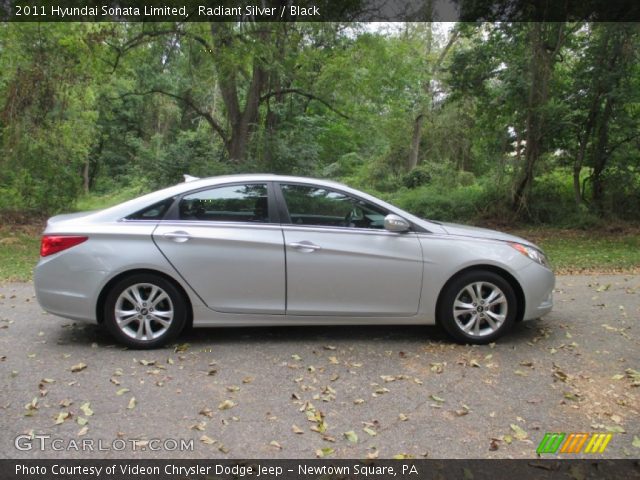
left=153, top=182, right=285, bottom=314
left=278, top=183, right=423, bottom=317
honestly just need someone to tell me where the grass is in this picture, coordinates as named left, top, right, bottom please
left=0, top=226, right=41, bottom=282
left=510, top=228, right=640, bottom=274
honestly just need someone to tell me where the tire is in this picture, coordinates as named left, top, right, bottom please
left=437, top=270, right=517, bottom=345
left=103, top=273, right=187, bottom=349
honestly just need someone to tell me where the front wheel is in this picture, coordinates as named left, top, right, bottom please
left=103, top=273, right=187, bottom=349
left=437, top=270, right=517, bottom=344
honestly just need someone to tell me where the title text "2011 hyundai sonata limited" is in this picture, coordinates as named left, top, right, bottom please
left=34, top=174, right=554, bottom=348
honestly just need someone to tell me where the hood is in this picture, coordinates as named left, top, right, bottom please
left=440, top=222, right=538, bottom=248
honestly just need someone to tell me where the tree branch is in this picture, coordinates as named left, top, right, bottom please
left=259, top=89, right=350, bottom=119
left=112, top=89, right=227, bottom=143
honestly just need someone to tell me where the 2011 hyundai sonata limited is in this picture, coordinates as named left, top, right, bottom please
left=34, top=174, right=554, bottom=348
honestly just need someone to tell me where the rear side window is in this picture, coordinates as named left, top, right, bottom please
left=126, top=197, right=175, bottom=220
left=179, top=184, right=269, bottom=223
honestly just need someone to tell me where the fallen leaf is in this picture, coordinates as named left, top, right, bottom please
left=116, top=388, right=130, bottom=396
left=291, top=354, right=302, bottom=361
left=200, top=435, right=215, bottom=445
left=127, top=397, right=136, bottom=409
left=218, top=400, right=236, bottom=410
left=80, top=402, right=93, bottom=416
left=363, top=427, right=377, bottom=436
left=199, top=407, right=214, bottom=418
left=24, top=397, right=38, bottom=412
left=269, top=440, right=282, bottom=450
left=489, top=438, right=499, bottom=451
left=605, top=425, right=625, bottom=433
left=218, top=444, right=229, bottom=453
left=353, top=398, right=365, bottom=405
left=292, top=424, right=304, bottom=434
left=323, top=345, right=337, bottom=350
left=54, top=412, right=70, bottom=425
left=455, top=405, right=470, bottom=416
left=510, top=424, right=528, bottom=440
left=77, top=417, right=88, bottom=426
left=398, top=413, right=409, bottom=421
left=59, top=399, right=72, bottom=408
left=344, top=430, right=358, bottom=443
left=367, top=449, right=379, bottom=459
left=316, top=447, right=334, bottom=457
left=174, top=343, right=190, bottom=353
left=430, top=362, right=445, bottom=373
left=392, top=453, right=414, bottom=459
left=328, top=356, right=339, bottom=364
left=242, top=377, right=254, bottom=384
left=430, top=394, right=445, bottom=403
left=632, top=436, right=640, bottom=449
left=70, top=363, right=87, bottom=373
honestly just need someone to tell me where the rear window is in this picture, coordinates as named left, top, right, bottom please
left=126, top=197, right=175, bottom=220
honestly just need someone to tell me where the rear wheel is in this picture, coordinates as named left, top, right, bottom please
left=437, top=270, right=517, bottom=344
left=103, top=273, right=187, bottom=349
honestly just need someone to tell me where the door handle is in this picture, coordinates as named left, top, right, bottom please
left=163, top=231, right=191, bottom=243
left=288, top=241, right=321, bottom=252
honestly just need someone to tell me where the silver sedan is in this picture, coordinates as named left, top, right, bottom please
left=34, top=174, right=554, bottom=348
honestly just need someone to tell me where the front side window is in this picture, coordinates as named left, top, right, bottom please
left=179, top=184, right=269, bottom=222
left=280, top=184, right=387, bottom=229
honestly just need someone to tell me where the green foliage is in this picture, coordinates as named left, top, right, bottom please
left=0, top=21, right=638, bottom=227
left=402, top=167, right=432, bottom=188
left=390, top=184, right=486, bottom=222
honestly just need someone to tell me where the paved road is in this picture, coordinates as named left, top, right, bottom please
left=1, top=276, right=638, bottom=459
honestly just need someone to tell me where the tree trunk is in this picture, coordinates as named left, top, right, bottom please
left=405, top=24, right=459, bottom=171
left=210, top=24, right=267, bottom=164
left=407, top=112, right=425, bottom=170
left=591, top=95, right=614, bottom=212
left=513, top=23, right=563, bottom=214
left=82, top=161, right=90, bottom=194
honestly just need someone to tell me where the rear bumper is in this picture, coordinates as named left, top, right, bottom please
left=34, top=262, right=103, bottom=323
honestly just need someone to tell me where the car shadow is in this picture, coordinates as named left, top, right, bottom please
left=53, top=318, right=540, bottom=350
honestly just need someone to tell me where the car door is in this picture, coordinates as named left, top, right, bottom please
left=153, top=182, right=285, bottom=314
left=278, top=183, right=423, bottom=317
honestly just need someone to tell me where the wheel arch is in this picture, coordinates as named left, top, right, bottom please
left=435, top=264, right=526, bottom=324
left=96, top=268, right=193, bottom=330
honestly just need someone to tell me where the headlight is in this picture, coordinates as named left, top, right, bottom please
left=510, top=242, right=551, bottom=269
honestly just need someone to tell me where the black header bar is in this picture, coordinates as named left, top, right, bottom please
left=1, top=0, right=640, bottom=22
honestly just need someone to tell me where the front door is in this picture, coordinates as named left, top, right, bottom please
left=279, top=183, right=423, bottom=316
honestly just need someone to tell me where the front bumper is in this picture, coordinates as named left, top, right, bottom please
left=519, top=261, right=555, bottom=321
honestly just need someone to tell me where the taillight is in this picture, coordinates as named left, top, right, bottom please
left=40, top=236, right=88, bottom=257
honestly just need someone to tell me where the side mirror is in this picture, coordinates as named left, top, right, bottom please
left=384, top=214, right=410, bottom=232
